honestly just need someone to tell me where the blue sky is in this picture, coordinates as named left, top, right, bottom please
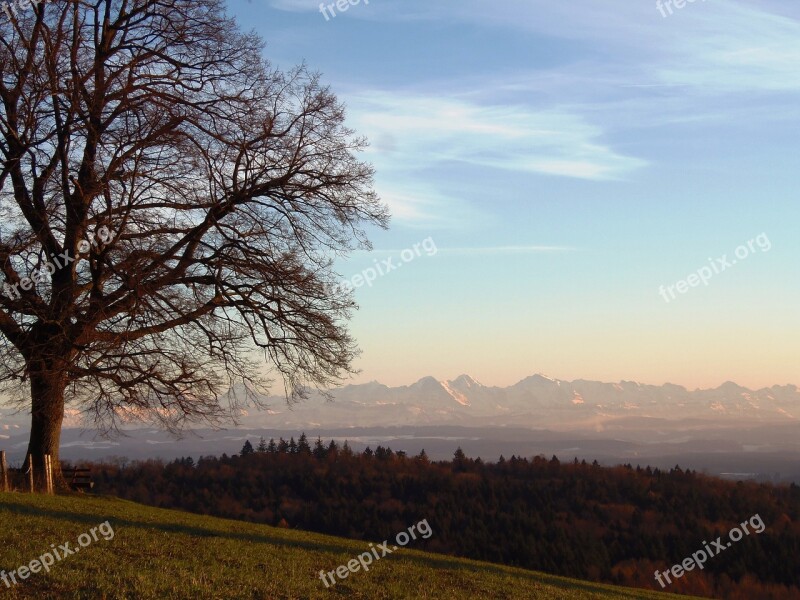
left=229, top=0, right=799, bottom=389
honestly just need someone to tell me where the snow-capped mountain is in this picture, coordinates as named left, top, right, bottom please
left=3, top=374, right=797, bottom=433
left=217, top=375, right=800, bottom=430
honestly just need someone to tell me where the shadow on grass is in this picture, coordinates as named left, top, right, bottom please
left=0, top=495, right=676, bottom=599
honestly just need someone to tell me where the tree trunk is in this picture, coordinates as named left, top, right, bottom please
left=24, top=364, right=68, bottom=491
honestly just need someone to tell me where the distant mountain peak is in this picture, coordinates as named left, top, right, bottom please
left=451, top=374, right=483, bottom=388
left=344, top=379, right=387, bottom=389
left=515, top=373, right=559, bottom=387
left=718, top=381, right=746, bottom=391
left=410, top=376, right=442, bottom=388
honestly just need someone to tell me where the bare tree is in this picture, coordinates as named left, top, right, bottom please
left=0, top=0, right=388, bottom=487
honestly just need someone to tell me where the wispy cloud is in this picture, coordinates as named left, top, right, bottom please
left=435, top=245, right=577, bottom=255
left=375, top=183, right=476, bottom=230
left=350, top=245, right=576, bottom=256
left=348, top=92, right=646, bottom=181
left=341, top=90, right=648, bottom=227
left=434, top=0, right=800, bottom=95
left=656, top=3, right=800, bottom=93
left=267, top=0, right=800, bottom=230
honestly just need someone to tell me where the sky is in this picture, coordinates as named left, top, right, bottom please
left=228, top=0, right=800, bottom=390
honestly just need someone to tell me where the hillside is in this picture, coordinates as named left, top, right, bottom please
left=0, top=492, right=699, bottom=599
left=86, top=445, right=800, bottom=598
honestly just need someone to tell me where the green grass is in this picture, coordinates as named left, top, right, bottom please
left=0, top=492, right=700, bottom=599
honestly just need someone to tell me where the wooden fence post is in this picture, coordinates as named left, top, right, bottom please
left=27, top=453, right=34, bottom=493
left=44, top=454, right=53, bottom=495
left=0, top=451, right=8, bottom=492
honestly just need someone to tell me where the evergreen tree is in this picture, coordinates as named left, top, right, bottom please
left=267, top=438, right=278, bottom=453
left=341, top=441, right=354, bottom=458
left=453, top=446, right=468, bottom=472
left=298, top=433, right=311, bottom=454
left=240, top=440, right=255, bottom=456
left=327, top=439, right=339, bottom=455
left=257, top=437, right=268, bottom=453
left=313, top=437, right=327, bottom=459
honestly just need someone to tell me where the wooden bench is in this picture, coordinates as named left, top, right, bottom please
left=62, top=467, right=94, bottom=491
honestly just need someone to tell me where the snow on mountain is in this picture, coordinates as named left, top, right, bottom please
left=450, top=374, right=483, bottom=389
left=440, top=380, right=470, bottom=406
left=303, top=376, right=800, bottom=429
left=331, top=380, right=392, bottom=404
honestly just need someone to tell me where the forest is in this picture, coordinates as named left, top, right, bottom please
left=85, top=435, right=800, bottom=599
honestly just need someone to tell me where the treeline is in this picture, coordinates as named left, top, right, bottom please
left=85, top=435, right=800, bottom=599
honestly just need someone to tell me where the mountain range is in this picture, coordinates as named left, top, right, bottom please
left=3, top=375, right=797, bottom=435
left=3, top=375, right=800, bottom=480
left=224, top=374, right=800, bottom=430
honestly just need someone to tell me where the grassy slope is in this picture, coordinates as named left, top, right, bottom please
left=0, top=492, right=700, bottom=599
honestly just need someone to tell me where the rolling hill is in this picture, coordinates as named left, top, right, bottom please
left=0, top=492, right=700, bottom=599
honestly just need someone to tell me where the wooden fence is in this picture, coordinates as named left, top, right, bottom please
left=0, top=450, right=55, bottom=494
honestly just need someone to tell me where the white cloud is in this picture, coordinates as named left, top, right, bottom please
left=377, top=185, right=461, bottom=228
left=356, top=245, right=575, bottom=256
left=441, top=0, right=800, bottom=95
left=347, top=92, right=646, bottom=181
left=436, top=245, right=576, bottom=255
left=656, top=3, right=800, bottom=92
